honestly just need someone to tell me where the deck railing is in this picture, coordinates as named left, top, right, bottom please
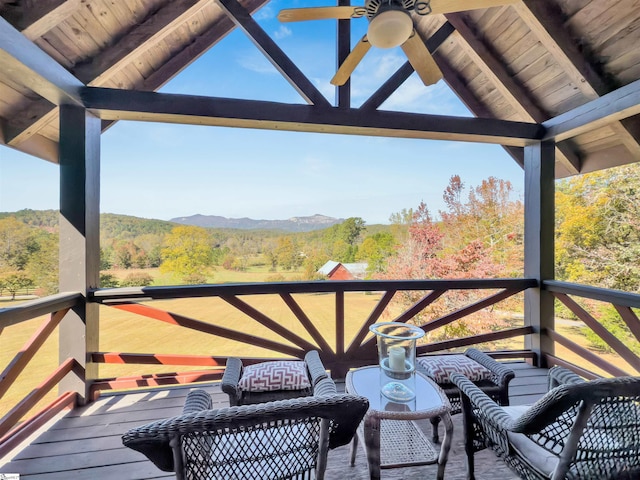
left=543, top=280, right=640, bottom=379
left=0, top=292, right=83, bottom=457
left=89, top=278, right=536, bottom=387
left=2, top=278, right=640, bottom=457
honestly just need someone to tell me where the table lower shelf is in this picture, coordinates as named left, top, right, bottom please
left=357, top=419, right=439, bottom=469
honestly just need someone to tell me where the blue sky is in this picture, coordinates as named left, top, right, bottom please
left=0, top=0, right=524, bottom=225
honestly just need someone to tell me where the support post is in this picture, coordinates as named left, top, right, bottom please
left=58, top=104, right=101, bottom=403
left=336, top=0, right=351, bottom=108
left=524, top=140, right=555, bottom=366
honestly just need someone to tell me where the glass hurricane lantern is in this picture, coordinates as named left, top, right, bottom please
left=369, top=322, right=425, bottom=402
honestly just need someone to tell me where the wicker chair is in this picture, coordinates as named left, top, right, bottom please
left=122, top=389, right=369, bottom=480
left=451, top=367, right=640, bottom=480
left=222, top=350, right=332, bottom=406
left=417, top=348, right=515, bottom=442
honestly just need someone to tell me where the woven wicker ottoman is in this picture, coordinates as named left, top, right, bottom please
left=416, top=348, right=515, bottom=443
left=221, top=350, right=334, bottom=406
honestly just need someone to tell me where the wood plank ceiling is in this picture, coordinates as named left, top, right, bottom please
left=1, top=0, right=640, bottom=178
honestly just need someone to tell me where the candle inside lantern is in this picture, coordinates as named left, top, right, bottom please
left=388, top=346, right=405, bottom=372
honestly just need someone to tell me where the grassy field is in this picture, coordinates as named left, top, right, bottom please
left=3, top=270, right=639, bottom=421
left=104, top=264, right=307, bottom=286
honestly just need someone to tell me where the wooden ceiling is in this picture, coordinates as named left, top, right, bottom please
left=1, top=0, right=640, bottom=178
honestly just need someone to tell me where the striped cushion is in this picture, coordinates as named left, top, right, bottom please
left=418, top=355, right=493, bottom=383
left=239, top=361, right=311, bottom=392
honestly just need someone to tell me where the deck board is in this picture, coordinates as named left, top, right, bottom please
left=0, top=362, right=548, bottom=479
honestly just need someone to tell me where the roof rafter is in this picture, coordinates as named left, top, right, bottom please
left=81, top=86, right=543, bottom=146
left=19, top=0, right=81, bottom=40
left=516, top=1, right=640, bottom=162
left=5, top=0, right=270, bottom=149
left=74, top=0, right=210, bottom=85
left=435, top=46, right=525, bottom=168
left=444, top=12, right=581, bottom=174
left=7, top=0, right=211, bottom=147
left=215, top=0, right=331, bottom=108
left=2, top=0, right=77, bottom=37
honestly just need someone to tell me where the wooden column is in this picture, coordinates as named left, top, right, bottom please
left=58, top=104, right=101, bottom=403
left=336, top=0, right=350, bottom=108
left=524, top=140, right=555, bottom=366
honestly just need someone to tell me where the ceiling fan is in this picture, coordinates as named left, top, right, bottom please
left=278, top=0, right=516, bottom=86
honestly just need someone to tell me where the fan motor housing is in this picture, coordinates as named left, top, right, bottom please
left=365, top=0, right=418, bottom=18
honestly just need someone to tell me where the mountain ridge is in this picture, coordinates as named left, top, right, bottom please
left=169, top=213, right=344, bottom=232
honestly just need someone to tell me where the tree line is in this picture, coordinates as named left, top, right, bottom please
left=2, top=164, right=640, bottom=310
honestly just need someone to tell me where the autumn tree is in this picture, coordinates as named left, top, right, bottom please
left=439, top=175, right=524, bottom=275
left=556, top=164, right=640, bottom=291
left=160, top=225, right=214, bottom=279
left=388, top=208, right=413, bottom=244
left=383, top=183, right=511, bottom=342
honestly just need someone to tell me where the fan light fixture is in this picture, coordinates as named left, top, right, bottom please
left=367, top=7, right=413, bottom=49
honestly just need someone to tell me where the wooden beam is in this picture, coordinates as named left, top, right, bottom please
left=0, top=16, right=84, bottom=106
left=337, top=0, right=351, bottom=108
left=516, top=1, right=640, bottom=161
left=90, top=278, right=538, bottom=302
left=445, top=13, right=580, bottom=174
left=0, top=292, right=82, bottom=329
left=6, top=104, right=58, bottom=147
left=73, top=0, right=210, bottom=85
left=436, top=42, right=525, bottom=168
left=82, top=87, right=543, bottom=146
left=543, top=280, right=640, bottom=309
left=215, top=0, right=330, bottom=108
left=1, top=131, right=59, bottom=163
left=523, top=140, right=555, bottom=366
left=543, top=78, right=640, bottom=142
left=19, top=0, right=81, bottom=40
left=5, top=0, right=270, bottom=152
left=58, top=105, right=101, bottom=402
left=360, top=22, right=456, bottom=111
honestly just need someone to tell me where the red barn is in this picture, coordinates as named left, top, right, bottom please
left=318, top=261, right=368, bottom=280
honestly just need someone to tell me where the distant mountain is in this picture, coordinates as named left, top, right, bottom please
left=170, top=214, right=344, bottom=232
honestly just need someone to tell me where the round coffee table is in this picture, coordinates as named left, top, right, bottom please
left=346, top=365, right=453, bottom=480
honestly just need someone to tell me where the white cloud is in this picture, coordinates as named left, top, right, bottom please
left=383, top=75, right=438, bottom=111
left=253, top=5, right=275, bottom=20
left=237, top=52, right=278, bottom=75
left=273, top=25, right=292, bottom=40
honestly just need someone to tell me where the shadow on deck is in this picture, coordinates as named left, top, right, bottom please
left=0, top=362, right=547, bottom=479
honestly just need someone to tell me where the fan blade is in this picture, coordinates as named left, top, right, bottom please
left=277, top=6, right=361, bottom=22
left=331, top=36, right=372, bottom=86
left=401, top=33, right=443, bottom=86
left=428, top=0, right=518, bottom=15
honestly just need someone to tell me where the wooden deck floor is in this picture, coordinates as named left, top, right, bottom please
left=0, top=362, right=548, bottom=479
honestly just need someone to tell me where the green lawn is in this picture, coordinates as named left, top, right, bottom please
left=105, top=264, right=307, bottom=286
